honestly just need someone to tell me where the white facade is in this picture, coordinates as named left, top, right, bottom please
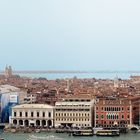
left=11, top=104, right=54, bottom=127
left=54, top=98, right=95, bottom=128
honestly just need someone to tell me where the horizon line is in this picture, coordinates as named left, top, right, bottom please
left=1, top=70, right=140, bottom=74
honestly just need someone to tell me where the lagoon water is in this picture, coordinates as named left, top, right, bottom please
left=0, top=131, right=140, bottom=140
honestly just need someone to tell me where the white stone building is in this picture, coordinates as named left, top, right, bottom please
left=11, top=104, right=54, bottom=127
left=54, top=97, right=95, bottom=128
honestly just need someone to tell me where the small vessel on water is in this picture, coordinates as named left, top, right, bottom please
left=28, top=135, right=62, bottom=140
left=0, top=138, right=4, bottom=140
left=72, top=129, right=93, bottom=136
left=35, top=129, right=41, bottom=133
left=96, top=129, right=120, bottom=136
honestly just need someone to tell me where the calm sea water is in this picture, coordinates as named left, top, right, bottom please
left=19, top=72, right=140, bottom=80
left=0, top=131, right=140, bottom=140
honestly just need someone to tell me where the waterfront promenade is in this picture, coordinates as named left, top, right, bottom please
left=1, top=130, right=140, bottom=140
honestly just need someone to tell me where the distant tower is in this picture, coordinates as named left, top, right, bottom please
left=8, top=66, right=12, bottom=77
left=4, top=65, right=12, bottom=78
left=4, top=65, right=9, bottom=78
left=65, top=79, right=70, bottom=92
left=114, top=75, right=119, bottom=88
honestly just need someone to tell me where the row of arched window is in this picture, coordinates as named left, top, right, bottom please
left=96, top=114, right=129, bottom=119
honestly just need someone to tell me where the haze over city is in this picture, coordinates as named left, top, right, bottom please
left=1, top=1, right=140, bottom=140
left=0, top=0, right=140, bottom=71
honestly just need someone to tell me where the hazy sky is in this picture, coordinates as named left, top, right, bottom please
left=0, top=0, right=140, bottom=71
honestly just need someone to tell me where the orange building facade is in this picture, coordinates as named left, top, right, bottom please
left=95, top=97, right=132, bottom=128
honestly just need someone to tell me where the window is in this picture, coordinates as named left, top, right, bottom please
left=31, top=112, right=33, bottom=117
left=96, top=115, right=98, bottom=119
left=48, top=112, right=51, bottom=117
left=127, top=115, right=130, bottom=119
left=25, top=112, right=28, bottom=117
left=20, top=112, right=22, bottom=117
left=101, top=115, right=104, bottom=119
left=113, top=107, right=114, bottom=111
left=43, top=112, right=45, bottom=117
left=112, top=115, right=114, bottom=119
left=14, top=112, right=16, bottom=117
left=37, top=112, right=39, bottom=117
left=122, top=115, right=124, bottom=119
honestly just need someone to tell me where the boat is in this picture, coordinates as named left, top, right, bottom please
left=93, top=127, right=103, bottom=134
left=11, top=128, right=16, bottom=133
left=28, top=135, right=62, bottom=140
left=72, top=129, right=93, bottom=136
left=96, top=129, right=120, bottom=136
left=35, top=129, right=41, bottom=133
left=0, top=138, right=4, bottom=140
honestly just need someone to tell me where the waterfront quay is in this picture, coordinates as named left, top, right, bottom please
left=3, top=96, right=140, bottom=134
left=1, top=130, right=140, bottom=140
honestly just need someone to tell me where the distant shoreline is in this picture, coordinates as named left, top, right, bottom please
left=1, top=70, right=140, bottom=74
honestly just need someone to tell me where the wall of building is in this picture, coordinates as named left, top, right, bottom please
left=54, top=98, right=95, bottom=128
left=95, top=98, right=132, bottom=128
left=11, top=106, right=54, bottom=127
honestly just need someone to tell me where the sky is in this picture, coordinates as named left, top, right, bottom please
left=0, top=0, right=140, bottom=71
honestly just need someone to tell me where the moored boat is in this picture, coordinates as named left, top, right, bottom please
left=96, top=129, right=120, bottom=136
left=29, top=135, right=61, bottom=140
left=72, top=129, right=93, bottom=136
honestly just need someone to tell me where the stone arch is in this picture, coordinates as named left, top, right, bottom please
left=25, top=120, right=29, bottom=126
left=130, top=126, right=139, bottom=130
left=42, top=120, right=46, bottom=127
left=47, top=120, right=52, bottom=127
left=36, top=120, right=40, bottom=126
left=13, top=119, right=17, bottom=125
left=19, top=120, right=23, bottom=126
